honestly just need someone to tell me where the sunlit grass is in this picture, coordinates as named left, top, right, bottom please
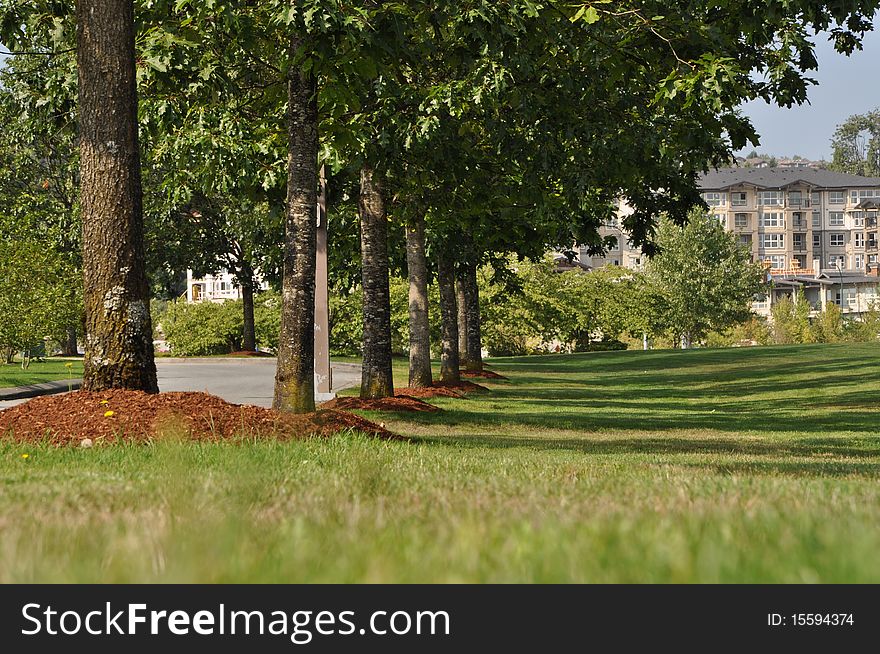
left=0, top=358, right=83, bottom=389
left=2, top=343, right=879, bottom=582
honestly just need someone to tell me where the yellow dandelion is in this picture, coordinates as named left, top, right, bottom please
left=65, top=362, right=73, bottom=369
left=21, top=454, right=29, bottom=459
left=104, top=410, right=115, bottom=418
left=99, top=400, right=110, bottom=405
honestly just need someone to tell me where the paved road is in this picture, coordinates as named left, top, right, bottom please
left=0, top=359, right=361, bottom=411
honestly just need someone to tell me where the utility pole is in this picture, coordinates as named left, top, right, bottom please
left=314, top=164, right=335, bottom=402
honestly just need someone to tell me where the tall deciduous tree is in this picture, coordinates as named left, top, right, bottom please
left=647, top=211, right=766, bottom=348
left=358, top=165, right=394, bottom=399
left=405, top=214, right=432, bottom=387
left=76, top=0, right=157, bottom=391
left=274, top=33, right=319, bottom=413
left=436, top=247, right=460, bottom=384
left=830, top=110, right=880, bottom=177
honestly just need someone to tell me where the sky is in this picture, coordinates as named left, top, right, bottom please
left=736, top=27, right=880, bottom=161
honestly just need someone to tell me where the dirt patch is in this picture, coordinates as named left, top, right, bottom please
left=321, top=396, right=441, bottom=413
left=227, top=350, right=274, bottom=357
left=0, top=390, right=397, bottom=446
left=396, top=386, right=466, bottom=399
left=460, top=370, right=509, bottom=380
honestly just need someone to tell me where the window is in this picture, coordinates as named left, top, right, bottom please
left=793, top=234, right=805, bottom=249
left=760, top=212, right=784, bottom=227
left=829, top=191, right=845, bottom=204
left=870, top=255, right=878, bottom=264
left=856, top=254, right=864, bottom=269
left=811, top=191, right=821, bottom=206
left=830, top=233, right=845, bottom=247
left=737, top=234, right=752, bottom=247
left=829, top=212, right=845, bottom=226
left=758, top=191, right=783, bottom=206
left=851, top=189, right=880, bottom=203
left=702, top=192, right=726, bottom=207
left=853, top=212, right=865, bottom=227
left=813, top=233, right=821, bottom=249
left=731, top=192, right=748, bottom=206
left=855, top=232, right=865, bottom=248
left=812, top=211, right=821, bottom=227
left=828, top=254, right=845, bottom=268
left=761, top=234, right=785, bottom=249
left=713, top=213, right=726, bottom=225
left=734, top=213, right=749, bottom=228
left=765, top=255, right=786, bottom=270
left=788, top=190, right=803, bottom=206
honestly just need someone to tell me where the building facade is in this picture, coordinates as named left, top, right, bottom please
left=579, top=168, right=880, bottom=319
left=186, top=270, right=269, bottom=304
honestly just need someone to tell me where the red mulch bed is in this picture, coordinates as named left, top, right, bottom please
left=227, top=350, right=274, bottom=357
left=460, top=369, right=509, bottom=380
left=0, top=390, right=397, bottom=446
left=396, top=386, right=466, bottom=399
left=434, top=379, right=490, bottom=393
left=321, top=396, right=441, bottom=413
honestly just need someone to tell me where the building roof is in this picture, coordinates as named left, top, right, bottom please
left=699, top=167, right=880, bottom=191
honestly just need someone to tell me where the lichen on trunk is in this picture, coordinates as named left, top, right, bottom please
left=77, top=0, right=157, bottom=392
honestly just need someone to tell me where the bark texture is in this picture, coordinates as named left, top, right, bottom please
left=63, top=325, right=78, bottom=357
left=273, top=35, right=318, bottom=413
left=456, top=279, right=469, bottom=366
left=437, top=253, right=460, bottom=383
left=359, top=165, right=394, bottom=399
left=461, top=260, right=484, bottom=372
left=77, top=0, right=157, bottom=392
left=241, top=279, right=256, bottom=352
left=406, top=216, right=432, bottom=388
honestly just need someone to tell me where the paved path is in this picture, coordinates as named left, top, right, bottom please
left=0, top=359, right=361, bottom=411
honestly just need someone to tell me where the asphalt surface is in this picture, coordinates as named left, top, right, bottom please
left=0, top=359, right=361, bottom=411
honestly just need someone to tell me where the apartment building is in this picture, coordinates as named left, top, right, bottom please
left=579, top=168, right=880, bottom=318
left=699, top=167, right=880, bottom=317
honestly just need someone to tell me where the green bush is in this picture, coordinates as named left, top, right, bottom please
left=160, top=291, right=281, bottom=356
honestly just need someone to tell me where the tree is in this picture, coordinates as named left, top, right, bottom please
left=76, top=0, right=157, bottom=391
left=405, top=215, right=432, bottom=387
left=0, top=237, right=79, bottom=362
left=358, top=165, right=394, bottom=399
left=647, top=211, right=765, bottom=347
left=830, top=110, right=880, bottom=177
left=274, top=32, right=319, bottom=413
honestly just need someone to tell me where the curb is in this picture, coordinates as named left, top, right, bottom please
left=0, top=379, right=83, bottom=401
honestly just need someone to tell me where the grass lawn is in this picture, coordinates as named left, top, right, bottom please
left=0, top=358, right=83, bottom=389
left=2, top=343, right=880, bottom=583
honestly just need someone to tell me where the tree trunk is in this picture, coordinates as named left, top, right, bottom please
left=241, top=279, right=256, bottom=352
left=63, top=324, right=78, bottom=357
left=456, top=279, right=468, bottom=366
left=359, top=165, right=394, bottom=399
left=437, top=252, right=460, bottom=383
left=406, top=215, right=432, bottom=388
left=77, top=0, right=158, bottom=392
left=273, top=34, right=318, bottom=414
left=461, top=260, right=483, bottom=372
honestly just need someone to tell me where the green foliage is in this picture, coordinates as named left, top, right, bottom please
left=160, top=292, right=281, bottom=356
left=829, top=109, right=880, bottom=177
left=478, top=257, right=660, bottom=356
left=0, top=238, right=80, bottom=355
left=770, top=292, right=814, bottom=345
left=647, top=211, right=766, bottom=347
left=329, top=278, right=441, bottom=357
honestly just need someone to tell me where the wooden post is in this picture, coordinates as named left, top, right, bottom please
left=314, top=165, right=334, bottom=401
